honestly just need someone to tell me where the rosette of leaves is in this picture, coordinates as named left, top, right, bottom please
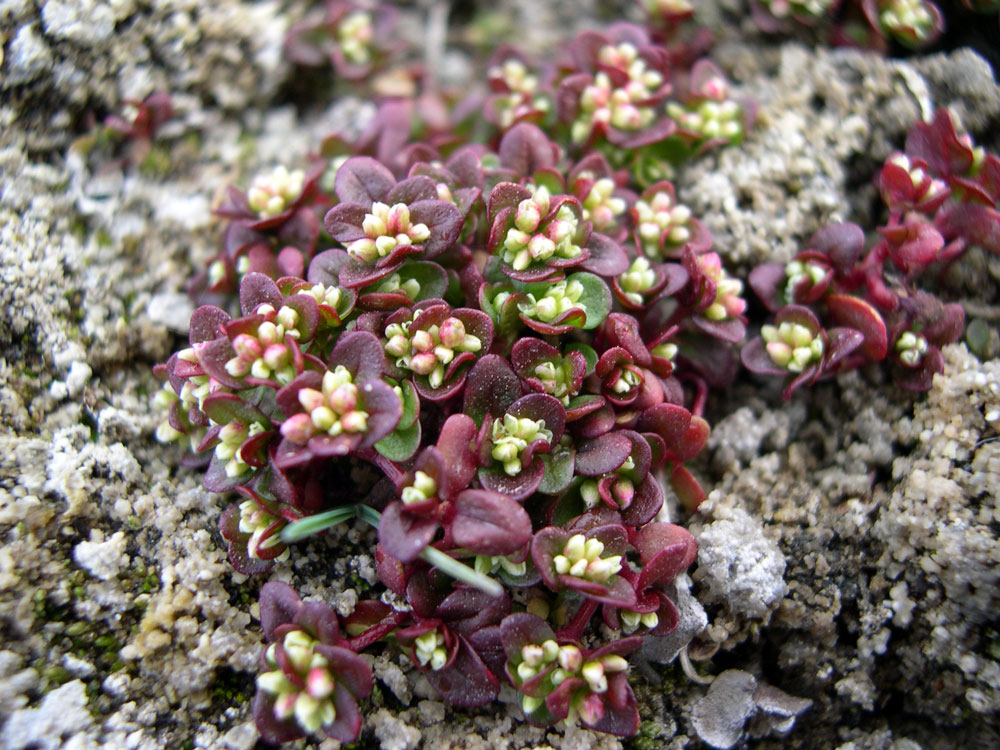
left=196, top=273, right=322, bottom=381
left=903, top=110, right=1000, bottom=257
left=552, top=429, right=665, bottom=527
left=532, top=524, right=637, bottom=608
left=594, top=313, right=676, bottom=409
left=323, top=156, right=464, bottom=288
left=372, top=299, right=494, bottom=401
left=741, top=304, right=865, bottom=399
left=861, top=0, right=944, bottom=48
left=630, top=179, right=713, bottom=260
left=481, top=271, right=613, bottom=339
left=604, top=522, right=697, bottom=636
left=253, top=581, right=373, bottom=744
left=219, top=478, right=302, bottom=575
left=463, top=356, right=569, bottom=500
left=485, top=45, right=555, bottom=132
left=395, top=573, right=509, bottom=706
left=283, top=2, right=399, bottom=79
left=407, top=148, right=486, bottom=240
left=195, top=391, right=277, bottom=491
left=500, top=612, right=642, bottom=734
left=877, top=152, right=951, bottom=217
left=510, top=338, right=603, bottom=421
left=378, top=413, right=532, bottom=564
left=564, top=152, right=634, bottom=240
left=289, top=251, right=359, bottom=335
left=885, top=291, right=965, bottom=391
left=612, top=251, right=689, bottom=312
left=664, top=60, right=756, bottom=157
left=213, top=164, right=326, bottom=274
left=556, top=23, right=676, bottom=150
left=273, top=331, right=402, bottom=468
left=635, top=401, right=712, bottom=510
left=669, top=248, right=748, bottom=345
left=748, top=222, right=866, bottom=312
left=485, top=181, right=628, bottom=283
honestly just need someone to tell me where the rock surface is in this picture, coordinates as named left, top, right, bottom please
left=1, top=1, right=999, bottom=749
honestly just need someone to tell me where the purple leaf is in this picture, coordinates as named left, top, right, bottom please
left=328, top=331, right=387, bottom=384
left=307, top=248, right=351, bottom=285
left=498, top=123, right=560, bottom=177
left=824, top=327, right=865, bottom=370
left=478, top=459, right=545, bottom=501
left=378, top=501, right=439, bottom=563
left=358, top=379, right=403, bottom=449
left=325, top=682, right=364, bottom=743
left=323, top=202, right=369, bottom=243
left=424, top=637, right=500, bottom=707
left=239, top=273, right=283, bottom=316
left=253, top=690, right=303, bottom=744
left=825, top=294, right=887, bottom=361
left=575, top=431, right=633, bottom=476
left=463, top=355, right=524, bottom=426
left=260, top=581, right=303, bottom=641
left=451, top=489, right=532, bottom=556
left=436, top=587, right=511, bottom=635
left=579, top=232, right=629, bottom=276
left=312, top=643, right=374, bottom=699
left=488, top=183, right=533, bottom=225
left=189, top=306, right=230, bottom=345
left=408, top=200, right=464, bottom=257
left=436, top=414, right=479, bottom=490
left=334, top=156, right=395, bottom=204
left=386, top=175, right=438, bottom=204
left=202, top=393, right=268, bottom=428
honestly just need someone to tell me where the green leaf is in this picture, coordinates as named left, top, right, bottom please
left=572, top=272, right=612, bottom=330
left=375, top=419, right=422, bottom=462
left=421, top=546, right=503, bottom=597
left=202, top=393, right=269, bottom=428
left=281, top=506, right=359, bottom=543
left=537, top=446, right=575, bottom=495
left=395, top=378, right=420, bottom=429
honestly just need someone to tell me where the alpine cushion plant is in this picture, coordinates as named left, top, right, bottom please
left=147, top=0, right=999, bottom=743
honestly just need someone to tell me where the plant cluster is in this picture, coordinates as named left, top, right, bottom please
left=147, top=0, right=999, bottom=745
left=743, top=108, right=999, bottom=396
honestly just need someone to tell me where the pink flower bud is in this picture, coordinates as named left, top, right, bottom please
left=410, top=330, right=434, bottom=353
left=298, top=387, right=326, bottom=413
left=233, top=334, right=262, bottom=361
left=409, top=352, right=438, bottom=375
left=273, top=693, right=298, bottom=721
left=280, top=413, right=315, bottom=444
left=386, top=203, right=410, bottom=235
left=545, top=220, right=573, bottom=244
left=307, top=667, right=335, bottom=699
left=577, top=694, right=605, bottom=726
left=515, top=200, right=541, bottom=233
left=329, top=383, right=358, bottom=413
left=723, top=295, right=746, bottom=318
left=612, top=477, right=634, bottom=508
left=263, top=344, right=288, bottom=370
left=438, top=317, right=466, bottom=348
left=340, top=410, right=368, bottom=433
